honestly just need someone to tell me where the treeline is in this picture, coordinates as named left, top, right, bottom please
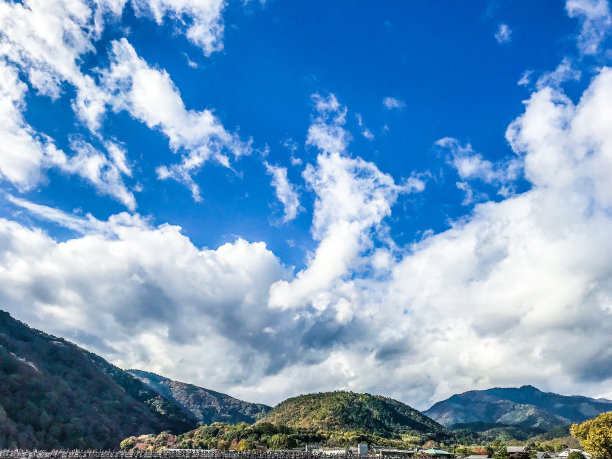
left=120, top=422, right=426, bottom=452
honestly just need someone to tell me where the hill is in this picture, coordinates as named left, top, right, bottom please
left=425, top=385, right=612, bottom=434
left=127, top=370, right=271, bottom=424
left=259, top=391, right=449, bottom=440
left=0, top=310, right=198, bottom=449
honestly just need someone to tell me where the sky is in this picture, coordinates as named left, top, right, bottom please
left=1, top=0, right=612, bottom=411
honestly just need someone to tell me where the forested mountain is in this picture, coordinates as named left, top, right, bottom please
left=424, top=385, right=612, bottom=434
left=0, top=310, right=197, bottom=449
left=259, top=391, right=449, bottom=440
left=127, top=370, right=270, bottom=424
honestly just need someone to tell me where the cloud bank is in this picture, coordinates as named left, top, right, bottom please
left=3, top=67, right=612, bottom=408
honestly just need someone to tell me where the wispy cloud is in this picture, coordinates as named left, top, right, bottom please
left=495, top=23, right=512, bottom=43
left=382, top=96, right=406, bottom=110
left=566, top=0, right=612, bottom=55
left=265, top=162, right=302, bottom=223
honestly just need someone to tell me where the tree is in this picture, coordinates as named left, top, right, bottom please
left=268, top=433, right=295, bottom=450
left=567, top=452, right=585, bottom=459
left=571, top=412, right=612, bottom=459
left=120, top=437, right=137, bottom=451
left=217, top=440, right=230, bottom=451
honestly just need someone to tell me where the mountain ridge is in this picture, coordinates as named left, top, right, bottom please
left=424, top=384, right=612, bottom=434
left=127, top=369, right=271, bottom=425
left=0, top=310, right=196, bottom=449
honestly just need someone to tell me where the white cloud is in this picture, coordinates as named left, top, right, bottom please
left=0, top=0, right=234, bottom=204
left=495, top=23, right=512, bottom=43
left=269, top=95, right=412, bottom=310
left=518, top=70, right=533, bottom=86
left=306, top=94, right=351, bottom=157
left=0, top=59, right=49, bottom=188
left=0, top=203, right=293, bottom=397
left=4, top=71, right=612, bottom=408
left=566, top=0, right=612, bottom=55
left=64, top=139, right=136, bottom=209
left=436, top=137, right=522, bottom=197
left=2, top=0, right=612, bottom=411
left=264, top=162, right=302, bottom=223
left=382, top=96, right=405, bottom=110
left=88, top=38, right=250, bottom=201
left=131, top=0, right=226, bottom=55
left=0, top=60, right=134, bottom=207
left=355, top=113, right=374, bottom=140
left=536, top=57, right=582, bottom=90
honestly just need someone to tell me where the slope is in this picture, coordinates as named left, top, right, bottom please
left=0, top=310, right=196, bottom=449
left=425, top=385, right=612, bottom=433
left=127, top=369, right=270, bottom=424
left=259, top=391, right=449, bottom=440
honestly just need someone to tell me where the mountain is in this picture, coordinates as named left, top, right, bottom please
left=0, top=310, right=198, bottom=449
left=127, top=369, right=271, bottom=424
left=424, top=385, right=612, bottom=434
left=259, top=391, right=449, bottom=440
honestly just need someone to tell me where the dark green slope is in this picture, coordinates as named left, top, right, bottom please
left=0, top=310, right=197, bottom=449
left=424, top=385, right=612, bottom=433
left=259, top=391, right=449, bottom=440
left=127, top=369, right=271, bottom=424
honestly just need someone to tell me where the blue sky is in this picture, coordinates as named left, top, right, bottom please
left=1, top=0, right=612, bottom=408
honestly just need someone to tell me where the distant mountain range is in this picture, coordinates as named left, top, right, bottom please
left=0, top=310, right=266, bottom=449
left=258, top=391, right=449, bottom=440
left=127, top=370, right=270, bottom=424
left=424, top=385, right=612, bottom=435
left=1, top=309, right=611, bottom=450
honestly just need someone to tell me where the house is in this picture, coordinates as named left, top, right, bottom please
left=558, top=449, right=591, bottom=459
left=507, top=447, right=528, bottom=454
left=465, top=455, right=489, bottom=459
left=536, top=453, right=554, bottom=459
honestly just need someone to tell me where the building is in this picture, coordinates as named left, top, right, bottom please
left=507, top=447, right=528, bottom=454
left=558, top=449, right=591, bottom=459
left=372, top=448, right=417, bottom=458
left=421, top=448, right=453, bottom=458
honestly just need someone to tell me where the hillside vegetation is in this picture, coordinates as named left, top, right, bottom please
left=425, top=385, right=612, bottom=435
left=128, top=370, right=270, bottom=424
left=259, top=391, right=449, bottom=440
left=0, top=310, right=196, bottom=449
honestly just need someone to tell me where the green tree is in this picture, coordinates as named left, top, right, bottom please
left=217, top=440, right=230, bottom=450
left=268, top=433, right=295, bottom=450
left=571, top=412, right=612, bottom=459
left=567, top=452, right=585, bottom=459
left=120, top=437, right=137, bottom=451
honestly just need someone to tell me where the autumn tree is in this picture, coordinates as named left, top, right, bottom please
left=571, top=412, right=612, bottom=459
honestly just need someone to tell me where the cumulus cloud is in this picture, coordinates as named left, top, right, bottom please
left=0, top=59, right=135, bottom=207
left=269, top=95, right=408, bottom=311
left=495, top=23, right=512, bottom=43
left=382, top=96, right=405, bottom=110
left=2, top=1, right=612, bottom=409
left=0, top=59, right=50, bottom=188
left=0, top=0, right=234, bottom=204
left=4, top=72, right=612, bottom=407
left=264, top=162, right=302, bottom=223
